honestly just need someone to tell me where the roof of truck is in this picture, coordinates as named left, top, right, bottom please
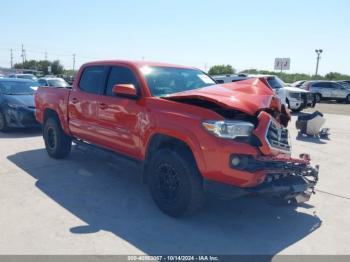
left=82, top=60, right=197, bottom=69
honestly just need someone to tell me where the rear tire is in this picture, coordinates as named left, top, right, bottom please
left=147, top=149, right=205, bottom=217
left=291, top=105, right=303, bottom=113
left=43, top=118, right=72, bottom=159
left=0, top=110, right=9, bottom=132
left=346, top=95, right=350, bottom=104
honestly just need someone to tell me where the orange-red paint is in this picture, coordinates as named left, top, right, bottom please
left=35, top=60, right=305, bottom=188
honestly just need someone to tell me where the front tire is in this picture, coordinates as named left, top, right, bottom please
left=43, top=118, right=72, bottom=159
left=291, top=105, right=303, bottom=113
left=315, top=93, right=322, bottom=102
left=147, top=149, right=205, bottom=217
left=0, top=110, right=9, bottom=132
left=346, top=95, right=350, bottom=104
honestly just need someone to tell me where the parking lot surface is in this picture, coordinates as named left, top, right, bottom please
left=305, top=101, right=350, bottom=115
left=0, top=108, right=350, bottom=255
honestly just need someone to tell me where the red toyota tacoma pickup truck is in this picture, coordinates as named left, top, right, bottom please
left=35, top=60, right=319, bottom=217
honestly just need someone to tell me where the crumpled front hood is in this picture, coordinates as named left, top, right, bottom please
left=164, top=78, right=279, bottom=116
left=4, top=94, right=35, bottom=108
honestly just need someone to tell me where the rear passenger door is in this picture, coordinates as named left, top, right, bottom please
left=94, top=65, right=146, bottom=159
left=330, top=83, right=347, bottom=98
left=68, top=66, right=109, bottom=144
left=312, top=82, right=332, bottom=98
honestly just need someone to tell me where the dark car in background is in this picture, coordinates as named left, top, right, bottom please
left=0, top=78, right=40, bottom=131
left=38, top=77, right=70, bottom=88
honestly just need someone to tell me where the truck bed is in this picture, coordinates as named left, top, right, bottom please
left=35, top=86, right=71, bottom=131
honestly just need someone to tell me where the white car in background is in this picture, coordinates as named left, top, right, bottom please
left=212, top=74, right=316, bottom=112
left=250, top=75, right=316, bottom=112
left=38, top=77, right=70, bottom=88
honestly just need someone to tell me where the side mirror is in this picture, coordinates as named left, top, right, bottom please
left=112, top=84, right=138, bottom=98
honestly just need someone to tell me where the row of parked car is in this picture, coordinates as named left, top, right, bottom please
left=213, top=74, right=350, bottom=112
left=3, top=73, right=71, bottom=87
left=292, top=80, right=350, bottom=103
left=0, top=74, right=71, bottom=131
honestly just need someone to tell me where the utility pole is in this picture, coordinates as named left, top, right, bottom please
left=45, top=52, right=48, bottom=60
left=21, top=44, right=25, bottom=64
left=72, top=54, right=76, bottom=71
left=315, top=49, right=323, bottom=76
left=10, top=49, right=13, bottom=68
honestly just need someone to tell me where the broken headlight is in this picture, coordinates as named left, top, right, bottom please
left=202, top=120, right=254, bottom=139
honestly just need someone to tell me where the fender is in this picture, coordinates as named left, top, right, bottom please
left=144, top=126, right=207, bottom=173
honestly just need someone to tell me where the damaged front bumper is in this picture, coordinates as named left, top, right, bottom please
left=245, top=155, right=319, bottom=203
left=204, top=154, right=319, bottom=204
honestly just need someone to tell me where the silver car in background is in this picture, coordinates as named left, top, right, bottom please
left=301, top=81, right=350, bottom=103
left=38, top=77, right=70, bottom=88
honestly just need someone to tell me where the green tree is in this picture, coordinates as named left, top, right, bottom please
left=239, top=68, right=350, bottom=83
left=324, top=72, right=350, bottom=81
left=14, top=59, right=65, bottom=75
left=51, top=60, right=64, bottom=75
left=208, top=64, right=236, bottom=75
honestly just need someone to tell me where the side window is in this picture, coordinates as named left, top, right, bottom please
left=313, top=82, right=329, bottom=88
left=331, top=83, right=342, bottom=89
left=215, top=79, right=224, bottom=84
left=105, top=66, right=139, bottom=97
left=79, top=66, right=109, bottom=94
left=38, top=79, right=47, bottom=86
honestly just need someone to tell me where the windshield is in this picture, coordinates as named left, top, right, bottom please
left=267, top=76, right=286, bottom=89
left=17, top=74, right=38, bottom=81
left=141, top=66, right=216, bottom=97
left=0, top=81, right=39, bottom=95
left=47, top=79, right=69, bottom=87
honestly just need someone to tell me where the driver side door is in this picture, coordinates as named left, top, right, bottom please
left=94, top=65, right=146, bottom=159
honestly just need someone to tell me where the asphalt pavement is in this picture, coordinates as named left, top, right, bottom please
left=0, top=110, right=349, bottom=255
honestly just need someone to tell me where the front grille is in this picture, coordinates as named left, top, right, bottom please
left=266, top=120, right=291, bottom=153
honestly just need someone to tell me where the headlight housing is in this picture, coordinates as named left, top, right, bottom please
left=202, top=120, right=254, bottom=139
left=289, top=92, right=301, bottom=99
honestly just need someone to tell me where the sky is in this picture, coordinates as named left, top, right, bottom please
left=0, top=0, right=349, bottom=75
